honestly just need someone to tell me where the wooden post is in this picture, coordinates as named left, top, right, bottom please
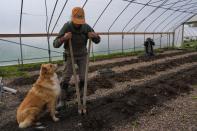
left=107, top=33, right=110, bottom=55
left=167, top=34, right=169, bottom=48
left=169, top=33, right=171, bottom=47
left=134, top=30, right=136, bottom=52
left=181, top=23, right=185, bottom=47
left=172, top=31, right=175, bottom=48
left=160, top=34, right=162, bottom=49
left=122, top=33, right=124, bottom=54
left=0, top=77, right=3, bottom=101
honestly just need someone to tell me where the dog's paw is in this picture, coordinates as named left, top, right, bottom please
left=53, top=117, right=59, bottom=122
left=55, top=111, right=59, bottom=115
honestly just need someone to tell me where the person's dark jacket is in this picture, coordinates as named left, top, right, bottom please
left=144, top=38, right=155, bottom=54
left=53, top=21, right=100, bottom=57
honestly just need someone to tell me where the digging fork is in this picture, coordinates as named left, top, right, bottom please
left=68, top=39, right=82, bottom=114
left=82, top=39, right=92, bottom=114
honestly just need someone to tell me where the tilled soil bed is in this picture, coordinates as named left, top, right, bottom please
left=7, top=50, right=193, bottom=86
left=8, top=52, right=197, bottom=98
left=88, top=50, right=191, bottom=73
left=0, top=51, right=197, bottom=130
left=1, top=62, right=197, bottom=131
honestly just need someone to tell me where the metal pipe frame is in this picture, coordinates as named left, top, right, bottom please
left=123, top=0, right=196, bottom=14
left=46, top=0, right=60, bottom=61
left=144, top=0, right=186, bottom=33
left=172, top=2, right=197, bottom=9
left=50, top=0, right=69, bottom=34
left=164, top=13, right=196, bottom=32
left=167, top=14, right=195, bottom=31
left=107, top=0, right=135, bottom=54
left=19, top=0, right=24, bottom=65
left=1, top=0, right=197, bottom=66
left=152, top=0, right=194, bottom=32
left=93, top=0, right=112, bottom=28
left=122, top=0, right=152, bottom=33
left=0, top=38, right=62, bottom=54
left=128, top=0, right=169, bottom=32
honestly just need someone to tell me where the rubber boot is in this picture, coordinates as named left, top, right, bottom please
left=61, top=82, right=76, bottom=101
left=79, top=81, right=84, bottom=103
left=56, top=82, right=69, bottom=111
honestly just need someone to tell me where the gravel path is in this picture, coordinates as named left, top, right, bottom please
left=114, top=87, right=197, bottom=131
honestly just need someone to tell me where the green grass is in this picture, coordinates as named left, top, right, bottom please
left=191, top=85, right=197, bottom=88
left=131, top=120, right=139, bottom=128
left=0, top=65, right=27, bottom=78
left=182, top=40, right=197, bottom=50
left=0, top=60, right=65, bottom=78
left=191, top=96, right=197, bottom=99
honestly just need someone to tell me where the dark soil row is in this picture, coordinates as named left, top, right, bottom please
left=15, top=53, right=197, bottom=104
left=112, top=53, right=197, bottom=82
left=18, top=50, right=189, bottom=72
left=88, top=53, right=197, bottom=91
left=8, top=51, right=193, bottom=87
left=88, top=50, right=191, bottom=73
left=2, top=62, right=197, bottom=131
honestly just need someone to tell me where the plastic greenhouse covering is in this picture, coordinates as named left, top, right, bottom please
left=0, top=0, right=196, bottom=65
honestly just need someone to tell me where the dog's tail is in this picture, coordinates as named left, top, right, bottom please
left=19, top=119, right=32, bottom=128
left=18, top=107, right=39, bottom=128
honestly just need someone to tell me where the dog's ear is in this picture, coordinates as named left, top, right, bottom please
left=41, top=65, right=48, bottom=75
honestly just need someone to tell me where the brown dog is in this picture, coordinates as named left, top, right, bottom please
left=17, top=63, right=61, bottom=128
